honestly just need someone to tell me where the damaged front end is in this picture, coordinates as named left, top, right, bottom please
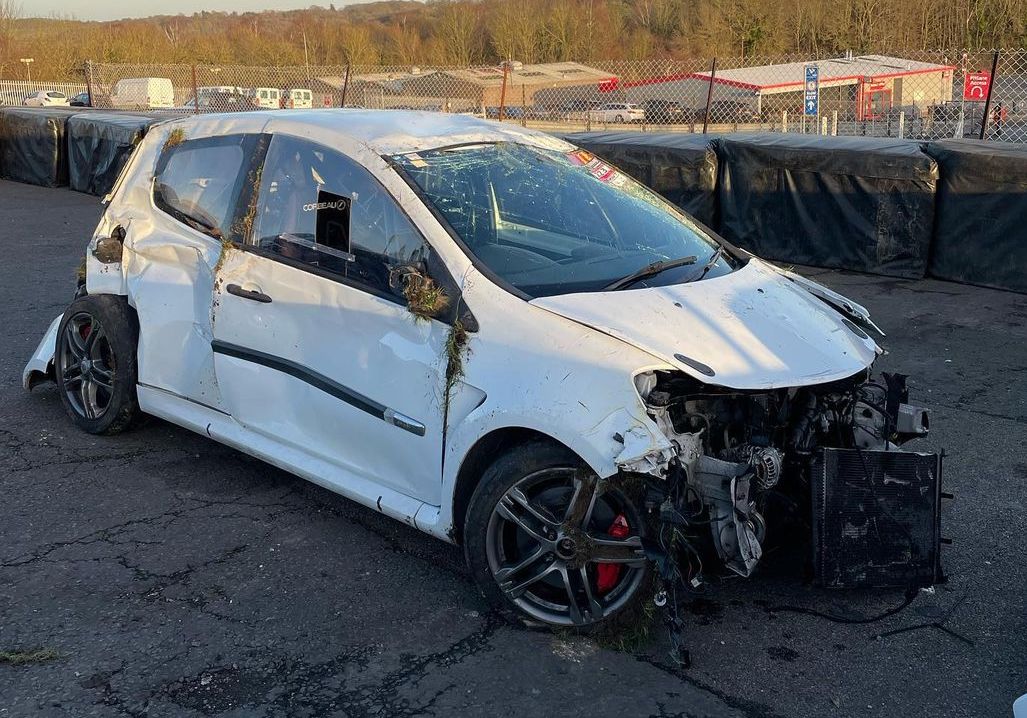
left=629, top=367, right=941, bottom=591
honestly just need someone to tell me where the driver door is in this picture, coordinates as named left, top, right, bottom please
left=210, top=134, right=453, bottom=505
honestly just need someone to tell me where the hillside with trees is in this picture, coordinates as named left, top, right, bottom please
left=1, top=0, right=1025, bottom=79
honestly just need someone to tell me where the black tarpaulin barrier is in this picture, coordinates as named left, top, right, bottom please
left=562, top=132, right=719, bottom=227
left=925, top=140, right=1027, bottom=293
left=67, top=112, right=155, bottom=196
left=0, top=107, right=76, bottom=188
left=717, top=134, right=938, bottom=278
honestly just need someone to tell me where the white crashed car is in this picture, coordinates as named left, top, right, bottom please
left=24, top=111, right=928, bottom=631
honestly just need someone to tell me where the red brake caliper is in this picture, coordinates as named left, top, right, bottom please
left=596, top=513, right=629, bottom=594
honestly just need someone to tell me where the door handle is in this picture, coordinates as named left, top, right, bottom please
left=226, top=283, right=272, bottom=303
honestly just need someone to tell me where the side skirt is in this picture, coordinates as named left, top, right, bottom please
left=136, top=384, right=450, bottom=541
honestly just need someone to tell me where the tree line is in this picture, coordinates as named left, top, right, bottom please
left=2, top=0, right=1024, bottom=80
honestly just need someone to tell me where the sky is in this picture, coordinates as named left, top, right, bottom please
left=25, top=0, right=374, bottom=22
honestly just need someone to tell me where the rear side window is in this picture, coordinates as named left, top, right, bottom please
left=153, top=134, right=255, bottom=240
left=249, top=134, right=428, bottom=301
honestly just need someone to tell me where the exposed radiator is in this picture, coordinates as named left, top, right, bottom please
left=811, top=448, right=943, bottom=589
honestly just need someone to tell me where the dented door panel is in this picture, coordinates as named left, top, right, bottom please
left=210, top=249, right=450, bottom=504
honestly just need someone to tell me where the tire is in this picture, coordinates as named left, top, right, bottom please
left=54, top=294, right=141, bottom=435
left=615, top=114, right=625, bottom=123
left=464, top=440, right=652, bottom=632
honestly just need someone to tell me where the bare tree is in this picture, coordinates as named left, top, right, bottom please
left=0, top=0, right=21, bottom=78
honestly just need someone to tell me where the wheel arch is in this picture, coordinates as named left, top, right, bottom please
left=450, top=426, right=577, bottom=545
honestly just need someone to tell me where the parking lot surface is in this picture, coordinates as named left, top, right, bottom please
left=2, top=181, right=1024, bottom=717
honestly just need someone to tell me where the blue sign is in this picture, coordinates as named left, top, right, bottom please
left=804, top=64, right=819, bottom=116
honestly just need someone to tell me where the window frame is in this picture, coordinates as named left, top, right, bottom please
left=152, top=132, right=262, bottom=243
left=237, top=133, right=461, bottom=315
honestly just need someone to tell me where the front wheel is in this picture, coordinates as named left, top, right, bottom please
left=465, top=441, right=651, bottom=630
left=54, top=294, right=141, bottom=435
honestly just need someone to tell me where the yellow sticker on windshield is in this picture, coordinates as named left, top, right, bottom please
left=566, top=149, right=594, bottom=166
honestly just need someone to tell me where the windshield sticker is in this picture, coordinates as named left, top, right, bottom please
left=565, top=149, right=623, bottom=184
left=566, top=149, right=594, bottom=166
left=401, top=152, right=428, bottom=168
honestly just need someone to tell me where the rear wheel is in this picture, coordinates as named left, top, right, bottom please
left=465, top=441, right=650, bottom=630
left=615, top=114, right=625, bottom=123
left=54, top=294, right=140, bottom=435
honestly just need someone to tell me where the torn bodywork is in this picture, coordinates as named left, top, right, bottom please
left=622, top=363, right=935, bottom=588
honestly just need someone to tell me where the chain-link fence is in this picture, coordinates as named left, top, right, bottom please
left=8, top=50, right=1027, bottom=143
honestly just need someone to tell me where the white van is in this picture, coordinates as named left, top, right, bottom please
left=199, top=85, right=243, bottom=95
left=111, top=78, right=175, bottom=109
left=284, top=88, right=313, bottom=109
left=247, top=87, right=281, bottom=109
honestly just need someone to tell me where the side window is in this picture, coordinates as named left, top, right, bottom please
left=153, top=134, right=253, bottom=240
left=251, top=134, right=429, bottom=301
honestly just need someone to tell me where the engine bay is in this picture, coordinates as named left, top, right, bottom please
left=634, top=368, right=937, bottom=588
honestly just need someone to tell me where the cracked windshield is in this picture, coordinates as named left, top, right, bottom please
left=394, top=143, right=734, bottom=297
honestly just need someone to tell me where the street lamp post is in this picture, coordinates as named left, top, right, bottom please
left=19, top=58, right=33, bottom=85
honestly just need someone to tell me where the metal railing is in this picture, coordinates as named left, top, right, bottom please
left=0, top=79, right=87, bottom=106
left=7, top=50, right=1026, bottom=143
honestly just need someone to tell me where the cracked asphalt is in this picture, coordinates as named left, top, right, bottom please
left=2, top=180, right=1025, bottom=717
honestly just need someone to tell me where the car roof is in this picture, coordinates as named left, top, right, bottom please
left=162, top=109, right=572, bottom=155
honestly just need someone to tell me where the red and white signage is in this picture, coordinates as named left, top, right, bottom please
left=963, top=71, right=991, bottom=101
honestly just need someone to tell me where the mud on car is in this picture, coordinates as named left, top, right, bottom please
left=25, top=111, right=937, bottom=633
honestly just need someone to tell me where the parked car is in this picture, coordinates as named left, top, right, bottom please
left=557, top=99, right=600, bottom=121
left=484, top=105, right=526, bottom=119
left=24, top=111, right=928, bottom=632
left=22, top=90, right=70, bottom=107
left=640, top=98, right=690, bottom=124
left=589, top=102, right=646, bottom=123
left=70, top=91, right=91, bottom=107
left=111, top=77, right=175, bottom=109
left=179, top=91, right=260, bottom=113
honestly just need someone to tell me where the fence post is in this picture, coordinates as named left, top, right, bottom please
left=702, top=57, right=717, bottom=135
left=521, top=84, right=526, bottom=127
left=781, top=110, right=787, bottom=132
left=85, top=60, right=94, bottom=107
left=979, top=50, right=1000, bottom=140
left=340, top=64, right=350, bottom=108
left=821, top=115, right=827, bottom=135
left=898, top=112, right=905, bottom=138
left=832, top=110, right=838, bottom=136
left=497, top=61, right=509, bottom=122
left=191, top=64, right=199, bottom=114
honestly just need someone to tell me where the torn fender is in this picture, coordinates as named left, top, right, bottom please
left=573, top=407, right=678, bottom=478
left=23, top=314, right=61, bottom=391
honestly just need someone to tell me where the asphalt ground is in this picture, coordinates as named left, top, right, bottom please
left=1, top=180, right=1024, bottom=717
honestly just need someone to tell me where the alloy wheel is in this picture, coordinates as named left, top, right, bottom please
left=485, top=467, right=647, bottom=627
left=58, top=312, right=116, bottom=420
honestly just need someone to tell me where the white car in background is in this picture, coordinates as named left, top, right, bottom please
left=589, top=102, right=646, bottom=123
left=22, top=90, right=71, bottom=107
left=23, top=110, right=927, bottom=632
